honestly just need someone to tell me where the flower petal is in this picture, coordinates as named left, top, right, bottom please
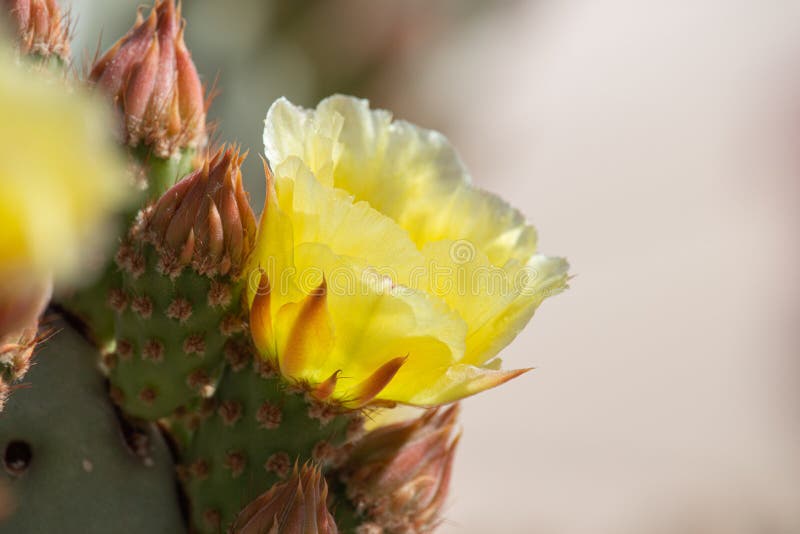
left=273, top=156, right=426, bottom=285
left=422, top=240, right=570, bottom=365
left=245, top=159, right=296, bottom=309
left=263, top=95, right=538, bottom=267
left=274, top=279, right=334, bottom=379
left=464, top=254, right=569, bottom=365
left=263, top=97, right=343, bottom=188
left=291, top=241, right=467, bottom=400
left=348, top=356, right=408, bottom=408
left=403, top=364, right=532, bottom=406
left=249, top=270, right=275, bottom=359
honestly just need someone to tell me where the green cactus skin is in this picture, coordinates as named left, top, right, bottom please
left=107, top=243, right=247, bottom=420
left=0, top=317, right=185, bottom=533
left=132, top=146, right=197, bottom=201
left=181, top=358, right=363, bottom=533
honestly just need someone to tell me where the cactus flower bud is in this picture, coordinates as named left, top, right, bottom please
left=4, top=0, right=70, bottom=62
left=230, top=463, right=338, bottom=534
left=140, top=145, right=256, bottom=278
left=341, top=405, right=460, bottom=533
left=89, top=0, right=206, bottom=158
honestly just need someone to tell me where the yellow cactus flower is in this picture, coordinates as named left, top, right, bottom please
left=0, top=48, right=129, bottom=336
left=248, top=95, right=568, bottom=408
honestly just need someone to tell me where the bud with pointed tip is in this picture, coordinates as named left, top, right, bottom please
left=4, top=0, right=70, bottom=62
left=89, top=0, right=206, bottom=158
left=141, top=145, right=256, bottom=278
left=341, top=405, right=460, bottom=533
left=230, top=463, right=339, bottom=534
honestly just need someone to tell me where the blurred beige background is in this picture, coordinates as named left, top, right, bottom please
left=72, top=1, right=800, bottom=532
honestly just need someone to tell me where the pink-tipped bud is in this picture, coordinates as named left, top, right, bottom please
left=4, top=0, right=70, bottom=61
left=341, top=405, right=461, bottom=533
left=140, top=146, right=256, bottom=278
left=89, top=0, right=206, bottom=157
left=230, top=463, right=339, bottom=534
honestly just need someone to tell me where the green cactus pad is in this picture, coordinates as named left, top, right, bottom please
left=181, top=357, right=363, bottom=533
left=107, top=242, right=247, bottom=420
left=0, top=317, right=185, bottom=533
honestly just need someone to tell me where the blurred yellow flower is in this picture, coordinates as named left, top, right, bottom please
left=249, top=95, right=568, bottom=408
left=0, top=49, right=128, bottom=335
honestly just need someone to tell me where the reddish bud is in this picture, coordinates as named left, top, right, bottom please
left=139, top=146, right=256, bottom=278
left=4, top=0, right=70, bottom=61
left=231, top=463, right=339, bottom=534
left=89, top=0, right=206, bottom=157
left=341, top=405, right=460, bottom=533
